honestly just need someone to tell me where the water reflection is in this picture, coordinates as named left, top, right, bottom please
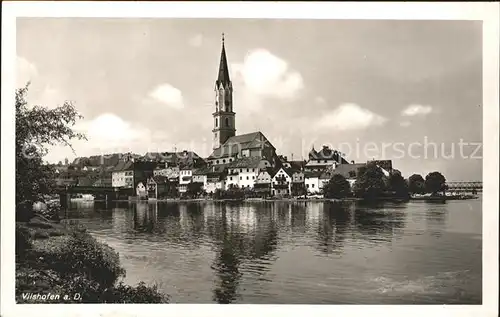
left=208, top=203, right=280, bottom=303
left=68, top=199, right=481, bottom=304
left=316, top=202, right=353, bottom=255
left=354, top=203, right=406, bottom=242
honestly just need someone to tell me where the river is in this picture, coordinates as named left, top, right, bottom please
left=65, top=197, right=482, bottom=304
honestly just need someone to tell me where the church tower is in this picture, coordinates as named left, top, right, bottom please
left=212, top=33, right=236, bottom=149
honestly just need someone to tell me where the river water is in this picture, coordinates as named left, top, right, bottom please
left=66, top=197, right=482, bottom=304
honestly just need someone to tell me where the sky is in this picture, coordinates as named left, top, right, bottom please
left=16, top=18, right=483, bottom=181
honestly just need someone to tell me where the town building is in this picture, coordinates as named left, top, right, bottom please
left=305, top=145, right=349, bottom=172
left=271, top=168, right=292, bottom=196
left=224, top=157, right=271, bottom=190
left=146, top=175, right=169, bottom=199
left=305, top=171, right=322, bottom=194
left=254, top=169, right=272, bottom=197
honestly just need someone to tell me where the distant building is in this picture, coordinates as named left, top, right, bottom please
left=112, top=159, right=156, bottom=191
left=305, top=145, right=349, bottom=172
left=271, top=168, right=292, bottom=196
left=331, top=163, right=367, bottom=187
left=254, top=169, right=272, bottom=197
left=305, top=171, right=322, bottom=194
left=223, top=157, right=271, bottom=190
left=147, top=175, right=169, bottom=199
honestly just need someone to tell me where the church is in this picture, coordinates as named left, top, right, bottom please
left=206, top=35, right=279, bottom=167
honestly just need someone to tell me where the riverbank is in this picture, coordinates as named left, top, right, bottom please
left=15, top=215, right=169, bottom=303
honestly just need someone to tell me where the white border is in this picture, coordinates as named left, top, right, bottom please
left=2, top=2, right=498, bottom=317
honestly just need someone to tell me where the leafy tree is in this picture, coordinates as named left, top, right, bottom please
left=186, top=182, right=204, bottom=198
left=425, top=171, right=447, bottom=195
left=353, top=162, right=386, bottom=199
left=16, top=84, right=86, bottom=220
left=388, top=170, right=409, bottom=198
left=408, top=174, right=426, bottom=194
left=323, top=174, right=351, bottom=199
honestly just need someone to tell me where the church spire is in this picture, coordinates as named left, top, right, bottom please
left=216, top=33, right=231, bottom=88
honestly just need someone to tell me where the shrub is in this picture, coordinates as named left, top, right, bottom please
left=102, top=282, right=170, bottom=303
left=43, top=231, right=125, bottom=288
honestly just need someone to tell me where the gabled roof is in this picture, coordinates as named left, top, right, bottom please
left=193, top=166, right=213, bottom=175
left=331, top=163, right=366, bottom=179
left=208, top=131, right=275, bottom=159
left=227, top=156, right=263, bottom=169
left=113, top=160, right=134, bottom=172
left=304, top=171, right=322, bottom=178
left=308, top=146, right=349, bottom=164
left=153, top=175, right=168, bottom=184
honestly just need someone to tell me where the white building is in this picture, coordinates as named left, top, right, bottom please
left=271, top=168, right=292, bottom=196
left=178, top=168, right=193, bottom=193
left=112, top=160, right=134, bottom=188
left=305, top=171, right=321, bottom=194
left=224, top=157, right=270, bottom=190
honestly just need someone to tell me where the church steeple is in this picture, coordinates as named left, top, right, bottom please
left=216, top=33, right=231, bottom=89
left=212, top=33, right=235, bottom=150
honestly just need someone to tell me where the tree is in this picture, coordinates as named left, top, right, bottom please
left=16, top=84, right=86, bottom=220
left=186, top=182, right=204, bottom=198
left=323, top=174, right=351, bottom=199
left=408, top=174, right=425, bottom=194
left=353, top=162, right=386, bottom=199
left=388, top=170, right=409, bottom=198
left=425, top=171, right=447, bottom=196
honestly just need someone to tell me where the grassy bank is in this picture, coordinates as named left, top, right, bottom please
left=15, top=215, right=169, bottom=303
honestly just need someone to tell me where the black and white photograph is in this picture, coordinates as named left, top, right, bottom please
left=1, top=2, right=498, bottom=316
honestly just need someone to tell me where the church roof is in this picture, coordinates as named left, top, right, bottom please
left=208, top=131, right=274, bottom=159
left=216, top=34, right=231, bottom=88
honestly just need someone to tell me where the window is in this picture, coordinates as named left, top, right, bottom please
left=215, top=118, right=218, bottom=127
left=230, top=177, right=232, bottom=181
left=246, top=176, right=249, bottom=180
left=222, top=159, right=226, bottom=164
left=240, top=169, right=242, bottom=172
left=247, top=168, right=249, bottom=172
left=216, top=160, right=219, bottom=164
left=312, top=184, right=315, bottom=188
left=252, top=176, right=255, bottom=180
left=306, top=184, right=310, bottom=188
left=324, top=160, right=327, bottom=163
left=225, top=118, right=229, bottom=127
left=240, top=176, right=242, bottom=180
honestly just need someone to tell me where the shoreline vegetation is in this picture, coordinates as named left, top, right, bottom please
left=16, top=214, right=169, bottom=303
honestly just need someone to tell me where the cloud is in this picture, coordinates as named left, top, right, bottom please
left=17, top=56, right=38, bottom=87
left=148, top=83, right=184, bottom=109
left=401, top=104, right=433, bottom=116
left=318, top=103, right=387, bottom=131
left=188, top=34, right=203, bottom=47
left=315, top=96, right=326, bottom=104
left=399, top=121, right=412, bottom=127
left=231, top=49, right=304, bottom=100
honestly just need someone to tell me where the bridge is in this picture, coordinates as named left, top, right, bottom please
left=56, top=185, right=134, bottom=208
left=445, top=181, right=482, bottom=193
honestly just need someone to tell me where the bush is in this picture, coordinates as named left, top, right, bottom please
left=102, top=282, right=170, bottom=303
left=48, top=231, right=125, bottom=288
